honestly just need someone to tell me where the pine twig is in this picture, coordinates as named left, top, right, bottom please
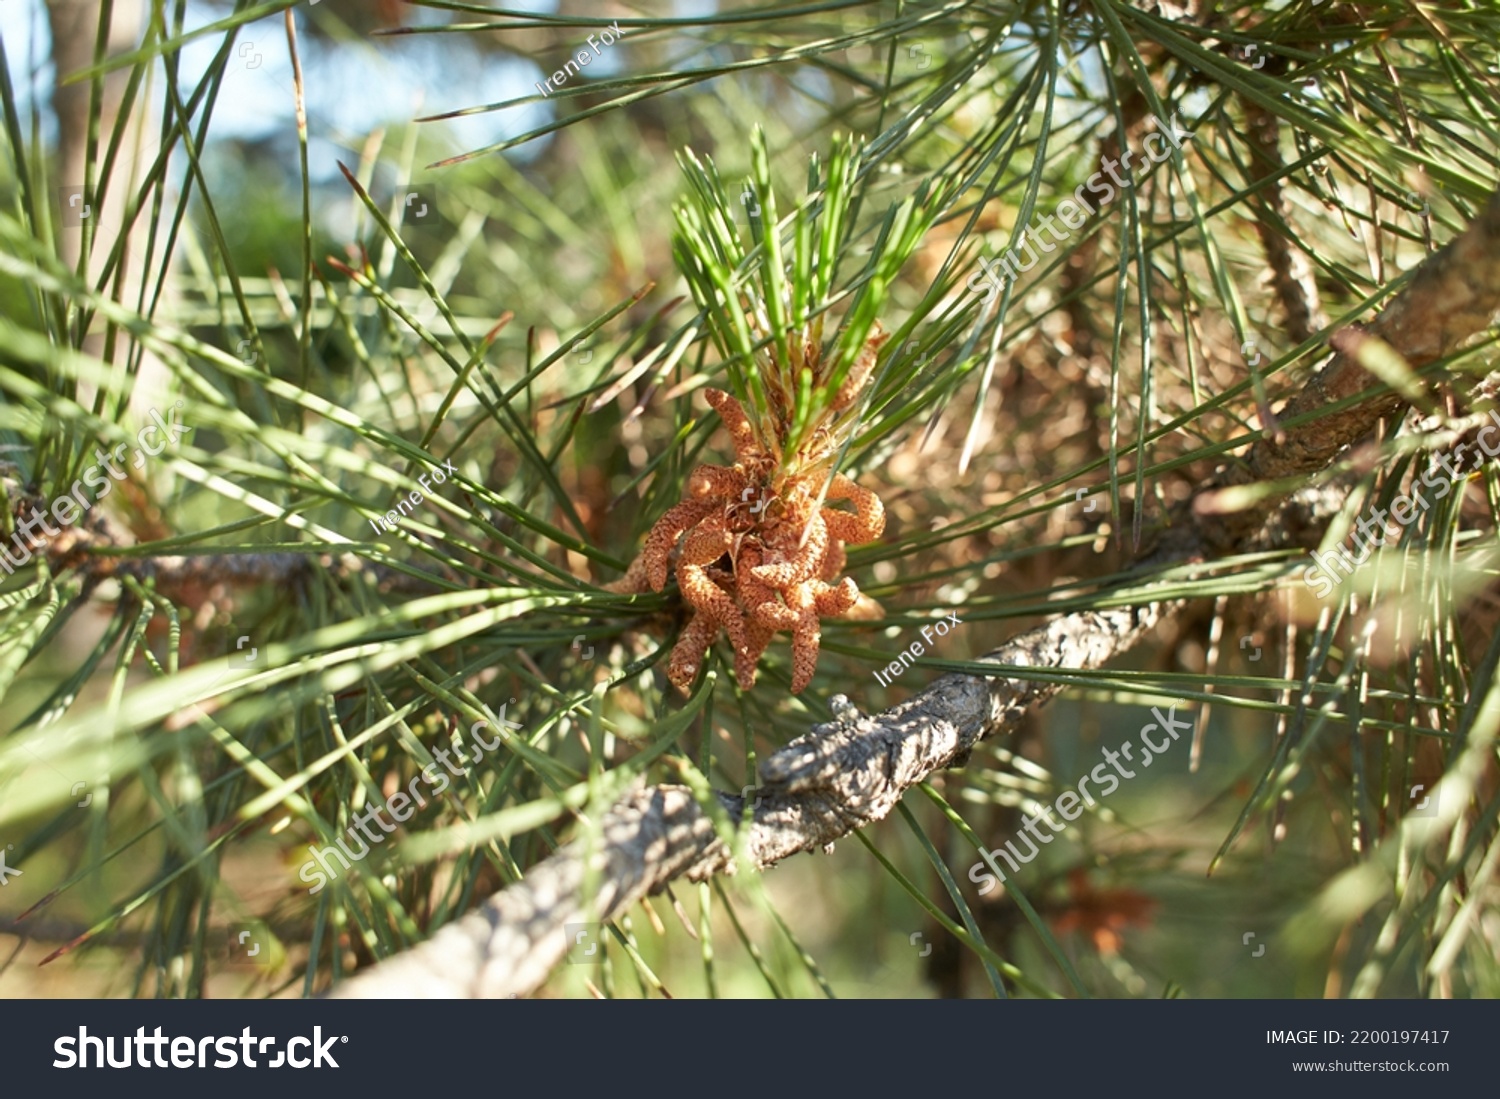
left=334, top=187, right=1500, bottom=999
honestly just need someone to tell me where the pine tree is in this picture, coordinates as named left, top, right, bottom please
left=2, top=0, right=1498, bottom=999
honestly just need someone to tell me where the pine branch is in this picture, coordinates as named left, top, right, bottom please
left=1242, top=98, right=1328, bottom=347
left=332, top=188, right=1500, bottom=998
left=1206, top=188, right=1500, bottom=553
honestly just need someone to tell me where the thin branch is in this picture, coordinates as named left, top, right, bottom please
left=1242, top=98, right=1328, bottom=346
left=335, top=187, right=1500, bottom=999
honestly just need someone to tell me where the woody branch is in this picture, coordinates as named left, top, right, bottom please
left=335, top=187, right=1500, bottom=999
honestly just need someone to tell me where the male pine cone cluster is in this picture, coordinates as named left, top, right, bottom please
left=610, top=330, right=888, bottom=694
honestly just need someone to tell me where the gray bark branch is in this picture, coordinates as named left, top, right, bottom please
left=335, top=188, right=1500, bottom=999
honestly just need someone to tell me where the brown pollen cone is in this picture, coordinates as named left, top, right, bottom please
left=615, top=327, right=890, bottom=695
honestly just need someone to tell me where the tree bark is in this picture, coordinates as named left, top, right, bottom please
left=335, top=188, right=1500, bottom=999
left=47, top=0, right=171, bottom=416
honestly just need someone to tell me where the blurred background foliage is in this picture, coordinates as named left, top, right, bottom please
left=0, top=0, right=1497, bottom=999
